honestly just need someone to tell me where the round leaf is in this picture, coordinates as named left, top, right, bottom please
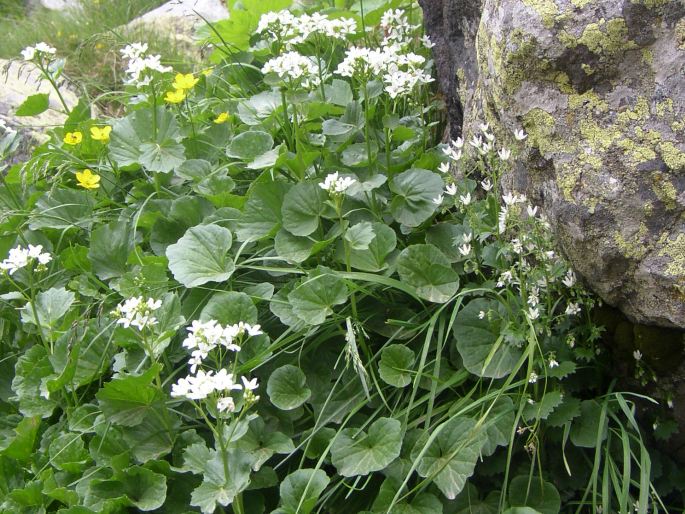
left=200, top=291, right=258, bottom=325
left=166, top=224, right=235, bottom=288
left=396, top=244, right=459, bottom=303
left=281, top=182, right=328, bottom=237
left=226, top=131, right=273, bottom=160
left=508, top=476, right=561, bottom=514
left=389, top=168, right=443, bottom=227
left=378, top=345, right=415, bottom=387
left=267, top=365, right=311, bottom=410
left=331, top=417, right=402, bottom=477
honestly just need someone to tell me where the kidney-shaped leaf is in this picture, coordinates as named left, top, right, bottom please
left=454, top=298, right=521, bottom=379
left=396, top=244, right=459, bottom=303
left=166, top=224, right=234, bottom=288
left=331, top=417, right=402, bottom=477
left=279, top=468, right=330, bottom=514
left=287, top=268, right=348, bottom=325
left=200, top=291, right=258, bottom=325
left=267, top=365, right=311, bottom=410
left=226, top=131, right=273, bottom=160
left=389, top=168, right=443, bottom=227
left=378, top=344, right=415, bottom=387
left=508, top=476, right=561, bottom=514
left=281, top=182, right=328, bottom=237
left=236, top=181, right=290, bottom=241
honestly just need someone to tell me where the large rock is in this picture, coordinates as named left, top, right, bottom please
left=421, top=0, right=685, bottom=329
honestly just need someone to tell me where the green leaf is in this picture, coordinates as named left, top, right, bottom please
left=279, top=469, right=330, bottom=514
left=237, top=91, right=281, bottom=125
left=569, top=400, right=607, bottom=448
left=89, top=465, right=167, bottom=512
left=1, top=416, right=40, bottom=462
left=344, top=221, right=376, bottom=250
left=454, top=298, right=522, bottom=379
left=481, top=396, right=515, bottom=456
left=389, top=168, right=443, bottom=227
left=15, top=93, right=50, bottom=116
left=201, top=291, right=258, bottom=325
left=341, top=222, right=396, bottom=272
left=546, top=397, right=581, bottom=427
left=341, top=141, right=378, bottom=167
left=378, top=344, right=415, bottom=387
left=270, top=282, right=306, bottom=330
left=287, top=268, right=348, bottom=325
left=49, top=432, right=90, bottom=473
left=166, top=224, right=235, bottom=287
left=150, top=196, right=215, bottom=255
left=412, top=417, right=484, bottom=500
left=11, top=345, right=56, bottom=417
left=95, top=366, right=164, bottom=426
left=88, top=220, right=133, bottom=280
left=20, top=286, right=75, bottom=328
left=396, top=244, right=459, bottom=303
left=267, top=365, right=311, bottom=410
left=236, top=181, right=290, bottom=241
left=426, top=223, right=472, bottom=262
left=237, top=418, right=295, bottom=471
left=523, top=390, right=564, bottom=422
left=109, top=107, right=185, bottom=173
left=29, top=188, right=94, bottom=230
left=281, top=182, right=328, bottom=237
left=324, top=79, right=354, bottom=106
left=275, top=229, right=315, bottom=263
left=508, top=476, right=561, bottom=514
left=331, top=417, right=402, bottom=477
left=226, top=131, right=273, bottom=160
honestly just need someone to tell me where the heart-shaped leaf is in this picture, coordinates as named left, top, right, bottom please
left=331, top=417, right=402, bottom=477
left=396, top=244, right=459, bottom=303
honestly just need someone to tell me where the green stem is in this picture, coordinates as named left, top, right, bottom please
left=38, top=61, right=70, bottom=115
left=362, top=80, right=375, bottom=171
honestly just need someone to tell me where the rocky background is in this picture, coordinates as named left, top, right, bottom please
left=420, top=0, right=685, bottom=458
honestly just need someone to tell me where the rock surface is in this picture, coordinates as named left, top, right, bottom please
left=0, top=58, right=79, bottom=140
left=421, top=0, right=685, bottom=329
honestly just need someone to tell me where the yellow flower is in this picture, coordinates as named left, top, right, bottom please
left=213, top=112, right=230, bottom=124
left=63, top=131, right=83, bottom=145
left=172, top=73, right=199, bottom=90
left=201, top=67, right=214, bottom=77
left=75, top=169, right=100, bottom=189
left=90, top=125, right=111, bottom=142
left=164, top=88, right=186, bottom=104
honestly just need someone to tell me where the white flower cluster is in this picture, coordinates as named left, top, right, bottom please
left=319, top=172, right=356, bottom=195
left=172, top=318, right=262, bottom=413
left=21, top=42, right=56, bottom=61
left=182, top=319, right=262, bottom=373
left=113, top=296, right=162, bottom=331
left=120, top=42, right=171, bottom=87
left=335, top=45, right=433, bottom=98
left=257, top=10, right=356, bottom=46
left=262, top=51, right=321, bottom=89
left=0, top=245, right=52, bottom=275
left=380, top=9, right=420, bottom=48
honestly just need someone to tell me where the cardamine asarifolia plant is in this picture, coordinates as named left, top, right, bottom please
left=1, top=0, right=683, bottom=513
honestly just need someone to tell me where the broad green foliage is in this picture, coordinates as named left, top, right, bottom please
left=0, top=0, right=676, bottom=512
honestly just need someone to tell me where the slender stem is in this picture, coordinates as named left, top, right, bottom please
left=38, top=60, right=71, bottom=115
left=362, top=80, right=375, bottom=171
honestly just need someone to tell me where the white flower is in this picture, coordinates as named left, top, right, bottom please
left=469, top=135, right=482, bottom=149
left=562, top=269, right=576, bottom=288
left=120, top=42, right=148, bottom=60
left=528, top=307, right=540, bottom=320
left=217, top=396, right=236, bottom=413
left=263, top=51, right=321, bottom=89
left=421, top=35, right=435, bottom=48
left=527, top=286, right=539, bottom=306
left=502, top=192, right=517, bottom=206
left=480, top=178, right=493, bottom=191
left=0, top=245, right=52, bottom=275
left=380, top=9, right=418, bottom=47
left=483, top=132, right=495, bottom=143
left=527, top=205, right=538, bottom=217
left=514, top=129, right=527, bottom=141
left=549, top=359, right=559, bottom=369
left=498, top=207, right=508, bottom=234
left=459, top=192, right=472, bottom=206
left=34, top=42, right=56, bottom=54
left=633, top=350, right=642, bottom=361
left=458, top=243, right=471, bottom=256
left=442, top=146, right=462, bottom=161
left=565, top=302, right=581, bottom=316
left=319, top=172, right=356, bottom=194
left=478, top=310, right=486, bottom=319
left=498, top=148, right=511, bottom=161
left=438, top=162, right=450, bottom=174
left=383, top=68, right=433, bottom=98
left=21, top=46, right=36, bottom=61
left=512, top=238, right=523, bottom=254
left=496, top=270, right=513, bottom=288
left=462, top=232, right=473, bottom=244
left=120, top=43, right=171, bottom=87
left=112, top=296, right=162, bottom=331
left=528, top=372, right=538, bottom=384
left=432, top=194, right=444, bottom=205
left=445, top=183, right=457, bottom=196
left=480, top=123, right=490, bottom=133
left=241, top=376, right=259, bottom=390
left=451, top=137, right=464, bottom=149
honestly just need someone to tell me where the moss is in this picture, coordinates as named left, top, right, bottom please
left=552, top=71, right=574, bottom=94
left=658, top=141, right=685, bottom=171
left=614, top=223, right=649, bottom=260
left=578, top=152, right=603, bottom=169
left=571, top=0, right=594, bottom=7
left=672, top=120, right=685, bottom=133
left=658, top=234, right=685, bottom=278
left=579, top=119, right=622, bottom=151
left=521, top=0, right=559, bottom=29
left=522, top=108, right=561, bottom=155
left=581, top=63, right=595, bottom=75
left=641, top=48, right=654, bottom=65
left=677, top=19, right=685, bottom=50
left=616, top=97, right=651, bottom=123
left=644, top=200, right=654, bottom=216
left=558, top=168, right=582, bottom=202
left=568, top=89, right=608, bottom=113
left=617, top=138, right=657, bottom=164
left=656, top=98, right=674, bottom=118
left=577, top=18, right=638, bottom=56
left=631, top=0, right=670, bottom=8
left=651, top=171, right=678, bottom=210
